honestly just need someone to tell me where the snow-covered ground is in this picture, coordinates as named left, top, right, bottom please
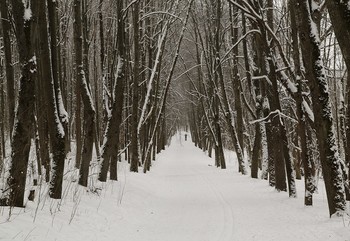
left=1, top=132, right=349, bottom=241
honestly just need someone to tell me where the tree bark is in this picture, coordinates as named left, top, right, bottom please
left=2, top=0, right=37, bottom=207
left=0, top=0, right=15, bottom=137
left=296, top=0, right=346, bottom=216
left=99, top=0, right=126, bottom=182
left=290, top=0, right=315, bottom=205
left=48, top=0, right=70, bottom=155
left=73, top=0, right=96, bottom=187
left=38, top=0, right=66, bottom=199
left=130, top=2, right=140, bottom=172
left=325, top=0, right=350, bottom=200
left=230, top=5, right=245, bottom=172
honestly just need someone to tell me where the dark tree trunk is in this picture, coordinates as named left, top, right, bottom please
left=130, top=2, right=140, bottom=173
left=36, top=93, right=51, bottom=182
left=38, top=0, right=66, bottom=199
left=325, top=0, right=350, bottom=200
left=73, top=0, right=96, bottom=187
left=3, top=0, right=37, bottom=207
left=99, top=0, right=126, bottom=182
left=47, top=0, right=70, bottom=156
left=265, top=0, right=289, bottom=194
left=0, top=0, right=15, bottom=137
left=241, top=11, right=263, bottom=179
left=290, top=0, right=315, bottom=205
left=0, top=64, right=4, bottom=173
left=296, top=0, right=346, bottom=216
left=230, top=5, right=245, bottom=171
left=251, top=123, right=261, bottom=179
left=75, top=85, right=82, bottom=169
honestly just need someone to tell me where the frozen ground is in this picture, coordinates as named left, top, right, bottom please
left=1, top=132, right=349, bottom=241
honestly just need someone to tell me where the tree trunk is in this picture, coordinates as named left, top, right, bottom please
left=2, top=0, right=37, bottom=207
left=0, top=0, right=15, bottom=137
left=73, top=0, right=96, bottom=187
left=47, top=0, right=70, bottom=155
left=230, top=5, right=245, bottom=171
left=38, top=0, right=66, bottom=199
left=0, top=64, right=4, bottom=173
left=130, top=2, right=140, bottom=173
left=99, top=0, right=126, bottom=182
left=265, top=0, right=290, bottom=194
left=290, top=0, right=315, bottom=205
left=296, top=0, right=346, bottom=216
left=325, top=0, right=350, bottom=200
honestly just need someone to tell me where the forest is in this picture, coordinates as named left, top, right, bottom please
left=0, top=0, right=350, bottom=238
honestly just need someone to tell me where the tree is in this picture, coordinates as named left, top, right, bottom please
left=130, top=1, right=140, bottom=173
left=296, top=0, right=346, bottom=216
left=2, top=0, right=38, bottom=207
left=47, top=0, right=70, bottom=154
left=99, top=0, right=126, bottom=181
left=73, top=0, right=96, bottom=187
left=37, top=0, right=66, bottom=199
left=0, top=0, right=15, bottom=137
left=325, top=0, right=350, bottom=198
left=290, top=0, right=316, bottom=205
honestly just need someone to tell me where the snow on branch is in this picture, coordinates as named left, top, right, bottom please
left=249, top=109, right=297, bottom=125
left=141, top=11, right=183, bottom=22
left=220, top=29, right=260, bottom=67
left=251, top=75, right=272, bottom=85
left=23, top=0, right=32, bottom=21
left=138, top=22, right=169, bottom=134
left=302, top=100, right=314, bottom=122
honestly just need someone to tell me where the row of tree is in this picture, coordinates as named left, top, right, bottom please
left=184, top=0, right=349, bottom=217
left=0, top=0, right=192, bottom=207
left=0, top=0, right=349, bottom=217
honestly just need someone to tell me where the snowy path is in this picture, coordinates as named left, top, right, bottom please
left=1, top=133, right=349, bottom=241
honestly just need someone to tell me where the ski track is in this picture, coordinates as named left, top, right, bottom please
left=1, top=132, right=349, bottom=241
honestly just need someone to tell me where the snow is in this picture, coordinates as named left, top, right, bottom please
left=1, top=133, right=349, bottom=241
left=138, top=24, right=168, bottom=134
left=23, top=8, right=32, bottom=21
left=286, top=78, right=298, bottom=93
left=57, top=91, right=69, bottom=124
left=302, top=100, right=315, bottom=122
left=22, top=0, right=32, bottom=21
left=29, top=56, right=36, bottom=65
left=309, top=16, right=320, bottom=44
left=311, top=0, right=319, bottom=12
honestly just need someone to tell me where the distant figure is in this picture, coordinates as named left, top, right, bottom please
left=185, top=134, right=187, bottom=141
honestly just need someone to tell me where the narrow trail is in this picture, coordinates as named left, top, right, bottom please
left=134, top=133, right=236, bottom=241
left=1, top=132, right=347, bottom=241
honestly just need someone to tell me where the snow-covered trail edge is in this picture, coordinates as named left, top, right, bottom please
left=1, top=132, right=349, bottom=241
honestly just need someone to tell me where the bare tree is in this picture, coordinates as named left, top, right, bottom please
left=130, top=1, right=140, bottom=173
left=0, top=0, right=15, bottom=136
left=37, top=0, right=66, bottom=199
left=73, top=0, right=96, bottom=187
left=296, top=0, right=346, bottom=216
left=1, top=0, right=38, bottom=207
left=325, top=0, right=350, bottom=199
left=99, top=0, right=126, bottom=181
